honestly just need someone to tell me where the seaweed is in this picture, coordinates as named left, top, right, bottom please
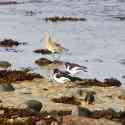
left=44, top=16, right=86, bottom=22
left=0, top=39, right=26, bottom=47
left=77, top=78, right=121, bottom=87
left=52, top=96, right=81, bottom=105
left=34, top=49, right=52, bottom=55
left=0, top=70, right=43, bottom=83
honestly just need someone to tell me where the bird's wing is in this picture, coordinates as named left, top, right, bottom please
left=70, top=63, right=87, bottom=70
left=51, top=38, right=69, bottom=52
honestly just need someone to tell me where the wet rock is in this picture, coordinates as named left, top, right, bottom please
left=35, top=58, right=52, bottom=66
left=0, top=83, right=15, bottom=92
left=115, top=16, right=125, bottom=21
left=49, top=110, right=71, bottom=117
left=52, top=96, right=81, bottom=105
left=43, top=88, right=48, bottom=91
left=25, top=100, right=43, bottom=113
left=44, top=16, right=86, bottom=22
left=0, top=106, right=62, bottom=125
left=77, top=78, right=121, bottom=87
left=63, top=116, right=97, bottom=125
left=92, top=108, right=121, bottom=120
left=0, top=39, right=26, bottom=47
left=118, top=95, right=125, bottom=100
left=120, top=59, right=125, bottom=65
left=0, top=106, right=124, bottom=125
left=0, top=70, right=43, bottom=83
left=104, top=78, right=121, bottom=86
left=72, top=106, right=92, bottom=117
left=35, top=58, right=63, bottom=67
left=0, top=61, right=11, bottom=69
left=0, top=1, right=17, bottom=5
left=34, top=49, right=52, bottom=55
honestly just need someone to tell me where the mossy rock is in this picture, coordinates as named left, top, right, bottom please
left=0, top=61, right=11, bottom=69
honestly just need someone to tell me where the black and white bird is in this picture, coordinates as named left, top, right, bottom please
left=53, top=68, right=71, bottom=83
left=64, top=62, right=87, bottom=76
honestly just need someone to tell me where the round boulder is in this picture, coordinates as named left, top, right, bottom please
left=0, top=83, right=15, bottom=92
left=0, top=61, right=11, bottom=69
left=25, top=100, right=43, bottom=113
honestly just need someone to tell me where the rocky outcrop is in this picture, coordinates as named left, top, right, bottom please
left=0, top=39, right=26, bottom=47
left=76, top=78, right=121, bottom=87
left=0, top=70, right=43, bottom=83
left=0, top=61, right=11, bottom=69
left=52, top=96, right=81, bottom=105
left=34, top=49, right=52, bottom=55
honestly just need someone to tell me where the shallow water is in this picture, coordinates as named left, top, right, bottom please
left=0, top=0, right=125, bottom=86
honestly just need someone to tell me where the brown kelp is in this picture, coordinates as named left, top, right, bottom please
left=52, top=96, right=81, bottom=105
left=0, top=39, right=26, bottom=47
left=0, top=70, right=43, bottom=83
left=44, top=16, right=86, bottom=22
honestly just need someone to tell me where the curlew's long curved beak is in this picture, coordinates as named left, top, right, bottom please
left=80, top=67, right=88, bottom=72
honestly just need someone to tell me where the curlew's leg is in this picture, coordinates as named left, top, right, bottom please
left=47, top=69, right=53, bottom=82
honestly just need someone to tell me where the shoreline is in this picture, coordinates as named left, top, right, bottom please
left=0, top=78, right=125, bottom=124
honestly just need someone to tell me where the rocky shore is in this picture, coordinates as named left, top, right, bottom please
left=0, top=37, right=124, bottom=124
left=0, top=73, right=125, bottom=125
left=0, top=55, right=124, bottom=125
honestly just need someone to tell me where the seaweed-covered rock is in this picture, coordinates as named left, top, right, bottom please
left=44, top=16, right=86, bottom=22
left=52, top=96, right=81, bottom=105
left=0, top=83, right=15, bottom=92
left=115, top=16, right=125, bottom=21
left=72, top=106, right=92, bottom=117
left=0, top=106, right=65, bottom=125
left=35, top=58, right=63, bottom=71
left=0, top=106, right=124, bottom=125
left=0, top=1, right=17, bottom=5
left=34, top=49, right=52, bottom=55
left=35, top=58, right=52, bottom=66
left=92, top=108, right=120, bottom=119
left=77, top=78, right=121, bottom=87
left=0, top=70, right=43, bottom=83
left=25, top=100, right=43, bottom=113
left=49, top=110, right=71, bottom=117
left=0, top=39, right=26, bottom=47
left=0, top=61, right=11, bottom=69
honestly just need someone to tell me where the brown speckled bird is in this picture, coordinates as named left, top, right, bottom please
left=44, top=32, right=68, bottom=58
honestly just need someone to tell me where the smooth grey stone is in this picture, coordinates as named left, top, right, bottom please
left=25, top=100, right=43, bottom=113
